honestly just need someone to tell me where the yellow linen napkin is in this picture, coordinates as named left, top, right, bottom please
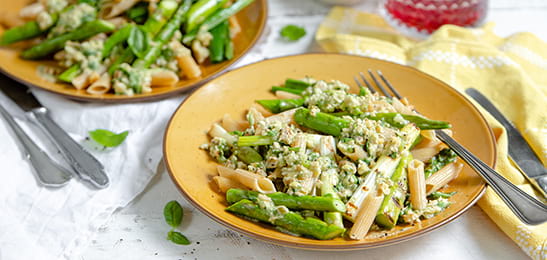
left=316, top=7, right=546, bottom=260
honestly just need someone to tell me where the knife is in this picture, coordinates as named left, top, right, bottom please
left=466, top=88, right=547, bottom=198
left=0, top=73, right=109, bottom=188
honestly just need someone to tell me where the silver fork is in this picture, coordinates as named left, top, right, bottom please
left=355, top=70, right=547, bottom=225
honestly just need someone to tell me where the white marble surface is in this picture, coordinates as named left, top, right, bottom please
left=82, top=1, right=547, bottom=259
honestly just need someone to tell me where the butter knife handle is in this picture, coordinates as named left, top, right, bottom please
left=31, top=107, right=109, bottom=188
left=436, top=130, right=547, bottom=225
left=0, top=105, right=71, bottom=187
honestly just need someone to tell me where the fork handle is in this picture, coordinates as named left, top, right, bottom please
left=0, top=104, right=71, bottom=187
left=31, top=107, right=109, bottom=189
left=435, top=130, right=547, bottom=225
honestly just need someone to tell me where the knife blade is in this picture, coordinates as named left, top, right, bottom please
left=0, top=73, right=109, bottom=188
left=466, top=88, right=547, bottom=198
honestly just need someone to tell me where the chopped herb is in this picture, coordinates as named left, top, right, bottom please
left=280, top=25, right=306, bottom=41
left=88, top=129, right=128, bottom=147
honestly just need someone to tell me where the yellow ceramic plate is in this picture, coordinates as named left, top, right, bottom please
left=164, top=54, right=496, bottom=250
left=0, top=0, right=267, bottom=102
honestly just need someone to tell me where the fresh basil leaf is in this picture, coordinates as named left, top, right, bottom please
left=280, top=25, right=306, bottom=41
left=88, top=129, right=129, bottom=147
left=167, top=231, right=190, bottom=245
left=163, top=200, right=183, bottom=228
left=128, top=26, right=149, bottom=58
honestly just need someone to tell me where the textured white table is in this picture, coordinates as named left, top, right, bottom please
left=83, top=1, right=547, bottom=259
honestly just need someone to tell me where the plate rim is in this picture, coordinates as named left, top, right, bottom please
left=0, top=0, right=268, bottom=103
left=163, top=53, right=497, bottom=250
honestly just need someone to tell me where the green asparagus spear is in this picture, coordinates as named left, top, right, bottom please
left=133, top=0, right=192, bottom=69
left=21, top=20, right=115, bottom=60
left=185, top=0, right=228, bottom=32
left=375, top=153, right=412, bottom=229
left=141, top=0, right=178, bottom=33
left=209, top=21, right=229, bottom=63
left=293, top=108, right=350, bottom=137
left=428, top=191, right=456, bottom=199
left=237, top=135, right=273, bottom=146
left=182, top=0, right=254, bottom=44
left=256, top=98, right=304, bottom=114
left=320, top=169, right=344, bottom=228
left=102, top=24, right=134, bottom=57
left=58, top=64, right=81, bottom=82
left=284, top=78, right=312, bottom=90
left=1, top=22, right=43, bottom=46
left=226, top=199, right=345, bottom=240
left=424, top=148, right=457, bottom=178
left=224, top=34, right=234, bottom=60
left=271, top=86, right=304, bottom=95
left=108, top=0, right=182, bottom=73
left=364, top=113, right=451, bottom=130
left=236, top=147, right=263, bottom=164
left=226, top=189, right=346, bottom=212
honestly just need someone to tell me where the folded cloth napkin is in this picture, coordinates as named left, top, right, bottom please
left=0, top=90, right=183, bottom=260
left=316, top=7, right=546, bottom=260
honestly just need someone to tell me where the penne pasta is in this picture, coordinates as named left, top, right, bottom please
left=150, top=69, right=179, bottom=87
left=99, top=0, right=139, bottom=19
left=208, top=123, right=237, bottom=143
left=264, top=108, right=298, bottom=125
left=217, top=166, right=276, bottom=194
left=275, top=90, right=300, bottom=100
left=0, top=11, right=24, bottom=28
left=169, top=40, right=202, bottom=79
left=86, top=73, right=111, bottom=95
left=228, top=16, right=241, bottom=39
left=411, top=146, right=442, bottom=162
left=426, top=162, right=463, bottom=194
left=19, top=3, right=44, bottom=20
left=408, top=159, right=427, bottom=210
left=72, top=70, right=100, bottom=90
left=250, top=103, right=273, bottom=117
left=213, top=176, right=246, bottom=193
left=221, top=113, right=243, bottom=132
left=339, top=143, right=366, bottom=162
left=349, top=189, right=384, bottom=240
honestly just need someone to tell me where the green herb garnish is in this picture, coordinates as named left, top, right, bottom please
left=128, top=26, right=149, bottom=58
left=88, top=129, right=129, bottom=147
left=163, top=200, right=190, bottom=245
left=164, top=200, right=183, bottom=228
left=280, top=25, right=306, bottom=41
left=167, top=230, right=191, bottom=245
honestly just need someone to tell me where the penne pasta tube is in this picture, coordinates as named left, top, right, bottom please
left=150, top=69, right=179, bottom=86
left=339, top=144, right=366, bottom=162
left=264, top=108, right=298, bottom=125
left=213, top=176, right=246, bottom=193
left=408, top=159, right=427, bottom=210
left=411, top=146, right=442, bottom=162
left=208, top=123, right=237, bottom=143
left=228, top=16, right=241, bottom=39
left=72, top=70, right=100, bottom=90
left=348, top=189, right=384, bottom=240
left=250, top=103, right=272, bottom=117
left=426, top=162, right=463, bottom=194
left=217, top=166, right=276, bottom=194
left=19, top=3, right=44, bottom=20
left=221, top=113, right=242, bottom=132
left=100, top=0, right=140, bottom=19
left=275, top=90, right=300, bottom=100
left=392, top=97, right=414, bottom=115
left=170, top=40, right=202, bottom=79
left=86, top=73, right=111, bottom=95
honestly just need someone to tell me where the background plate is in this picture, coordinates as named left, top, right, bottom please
left=0, top=0, right=267, bottom=102
left=164, top=54, right=496, bottom=250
